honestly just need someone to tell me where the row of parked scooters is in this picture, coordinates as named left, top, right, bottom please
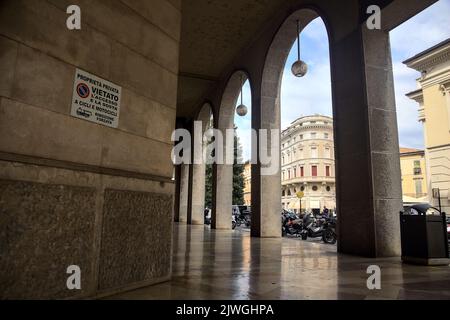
left=282, top=210, right=337, bottom=244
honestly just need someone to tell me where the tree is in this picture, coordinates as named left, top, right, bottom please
left=204, top=126, right=245, bottom=208
left=233, top=128, right=245, bottom=205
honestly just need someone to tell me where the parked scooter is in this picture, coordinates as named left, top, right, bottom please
left=322, top=216, right=337, bottom=244
left=300, top=212, right=326, bottom=240
left=282, top=210, right=303, bottom=237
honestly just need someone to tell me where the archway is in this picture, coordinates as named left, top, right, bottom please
left=280, top=17, right=335, bottom=217
left=256, top=8, right=320, bottom=238
left=213, top=71, right=251, bottom=230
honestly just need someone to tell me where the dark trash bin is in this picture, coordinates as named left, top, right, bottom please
left=400, top=204, right=449, bottom=266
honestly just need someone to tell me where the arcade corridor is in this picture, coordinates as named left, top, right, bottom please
left=109, top=224, right=450, bottom=300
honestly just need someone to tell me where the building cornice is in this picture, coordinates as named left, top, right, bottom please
left=282, top=123, right=333, bottom=138
left=406, top=89, right=423, bottom=104
left=403, top=38, right=450, bottom=73
left=440, top=79, right=450, bottom=96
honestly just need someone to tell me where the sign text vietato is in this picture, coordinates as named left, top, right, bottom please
left=71, top=69, right=122, bottom=128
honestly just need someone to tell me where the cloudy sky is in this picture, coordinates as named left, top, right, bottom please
left=235, top=0, right=450, bottom=161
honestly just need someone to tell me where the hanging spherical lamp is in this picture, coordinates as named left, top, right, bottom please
left=236, top=104, right=248, bottom=117
left=291, top=20, right=308, bottom=78
left=236, top=75, right=248, bottom=117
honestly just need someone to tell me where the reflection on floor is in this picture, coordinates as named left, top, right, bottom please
left=108, top=223, right=450, bottom=300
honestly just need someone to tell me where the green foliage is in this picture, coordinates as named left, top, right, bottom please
left=204, top=126, right=245, bottom=208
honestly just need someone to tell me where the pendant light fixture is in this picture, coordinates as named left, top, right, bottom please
left=236, top=75, right=248, bottom=117
left=291, top=19, right=308, bottom=77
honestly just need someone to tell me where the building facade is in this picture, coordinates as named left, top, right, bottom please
left=281, top=115, right=336, bottom=214
left=400, top=148, right=428, bottom=204
left=243, top=161, right=251, bottom=206
left=405, top=39, right=450, bottom=213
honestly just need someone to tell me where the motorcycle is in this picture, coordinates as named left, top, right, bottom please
left=282, top=210, right=303, bottom=237
left=232, top=215, right=237, bottom=230
left=235, top=213, right=251, bottom=228
left=300, top=212, right=326, bottom=240
left=322, top=216, right=337, bottom=244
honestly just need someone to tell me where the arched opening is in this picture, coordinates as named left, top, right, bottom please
left=257, top=8, right=325, bottom=238
left=280, top=16, right=335, bottom=220
left=213, top=71, right=252, bottom=230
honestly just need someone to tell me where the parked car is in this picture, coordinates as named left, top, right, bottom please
left=402, top=203, right=441, bottom=216
left=447, top=216, right=450, bottom=243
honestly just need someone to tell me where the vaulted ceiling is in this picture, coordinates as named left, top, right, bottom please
left=176, top=0, right=437, bottom=120
left=177, top=0, right=286, bottom=119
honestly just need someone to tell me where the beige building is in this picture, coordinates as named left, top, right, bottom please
left=243, top=161, right=251, bottom=206
left=281, top=115, right=336, bottom=213
left=405, top=38, right=450, bottom=213
left=400, top=148, right=428, bottom=204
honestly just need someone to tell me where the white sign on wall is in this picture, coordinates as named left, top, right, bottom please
left=71, top=68, right=122, bottom=128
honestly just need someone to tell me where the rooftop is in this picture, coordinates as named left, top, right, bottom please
left=403, top=38, right=450, bottom=65
left=400, top=147, right=424, bottom=155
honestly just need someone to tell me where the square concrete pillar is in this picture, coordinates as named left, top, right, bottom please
left=212, top=163, right=233, bottom=230
left=189, top=163, right=206, bottom=225
left=177, top=164, right=190, bottom=223
left=251, top=97, right=282, bottom=238
left=331, top=26, right=402, bottom=257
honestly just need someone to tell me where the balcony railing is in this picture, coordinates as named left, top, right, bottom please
left=282, top=176, right=335, bottom=184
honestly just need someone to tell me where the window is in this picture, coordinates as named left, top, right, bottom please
left=293, top=167, right=297, bottom=178
left=415, top=180, right=423, bottom=196
left=312, top=186, right=318, bottom=191
left=282, top=190, right=285, bottom=197
left=414, top=161, right=421, bottom=175
left=300, top=135, right=303, bottom=140
left=312, top=166, right=318, bottom=177
left=324, top=133, right=329, bottom=139
left=326, top=186, right=331, bottom=192
left=282, top=171, right=285, bottom=181
left=300, top=166, right=304, bottom=177
left=300, top=186, right=305, bottom=192
left=288, top=169, right=291, bottom=180
left=311, top=132, right=317, bottom=139
left=311, top=147, right=318, bottom=158
left=325, top=147, right=331, bottom=158
left=326, top=166, right=330, bottom=177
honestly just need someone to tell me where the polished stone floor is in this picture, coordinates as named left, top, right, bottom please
left=110, top=223, right=450, bottom=300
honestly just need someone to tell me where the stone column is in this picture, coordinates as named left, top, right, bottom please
left=212, top=163, right=233, bottom=229
left=251, top=94, right=282, bottom=238
left=331, top=26, right=402, bottom=257
left=190, top=163, right=206, bottom=225
left=178, top=164, right=190, bottom=223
